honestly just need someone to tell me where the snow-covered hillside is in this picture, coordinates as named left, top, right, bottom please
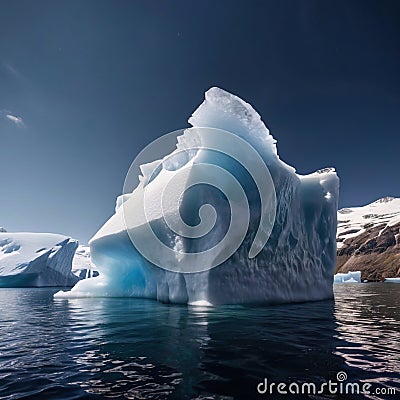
left=337, top=197, right=400, bottom=248
left=336, top=197, right=400, bottom=281
left=0, top=232, right=79, bottom=287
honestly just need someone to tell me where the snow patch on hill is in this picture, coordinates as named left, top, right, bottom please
left=337, top=197, right=400, bottom=248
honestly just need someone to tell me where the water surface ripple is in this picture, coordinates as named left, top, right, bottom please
left=0, top=284, right=399, bottom=399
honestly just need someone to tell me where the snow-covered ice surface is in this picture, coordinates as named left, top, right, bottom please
left=337, top=197, right=400, bottom=249
left=72, top=245, right=99, bottom=280
left=334, top=271, right=361, bottom=283
left=56, top=87, right=339, bottom=304
left=0, top=232, right=79, bottom=287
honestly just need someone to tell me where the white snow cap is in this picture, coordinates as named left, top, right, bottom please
left=337, top=196, right=400, bottom=247
left=189, top=87, right=277, bottom=154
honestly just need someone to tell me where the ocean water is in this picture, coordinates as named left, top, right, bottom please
left=0, top=284, right=399, bottom=400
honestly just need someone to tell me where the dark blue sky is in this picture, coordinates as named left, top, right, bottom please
left=1, top=0, right=399, bottom=243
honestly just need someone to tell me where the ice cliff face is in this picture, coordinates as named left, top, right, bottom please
left=0, top=232, right=79, bottom=287
left=72, top=245, right=99, bottom=280
left=56, top=87, right=339, bottom=304
left=336, top=197, right=400, bottom=281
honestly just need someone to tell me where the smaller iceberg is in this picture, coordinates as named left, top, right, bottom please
left=0, top=232, right=79, bottom=287
left=385, top=277, right=400, bottom=283
left=334, top=271, right=361, bottom=283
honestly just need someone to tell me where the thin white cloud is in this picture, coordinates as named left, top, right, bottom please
left=4, top=113, right=25, bottom=128
left=2, top=62, right=22, bottom=79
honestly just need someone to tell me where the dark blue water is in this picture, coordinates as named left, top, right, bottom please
left=0, top=284, right=399, bottom=400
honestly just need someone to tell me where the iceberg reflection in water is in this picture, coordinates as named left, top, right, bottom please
left=0, top=284, right=399, bottom=399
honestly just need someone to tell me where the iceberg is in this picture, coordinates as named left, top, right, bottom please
left=333, top=271, right=361, bottom=283
left=56, top=87, right=339, bottom=304
left=72, top=245, right=99, bottom=280
left=0, top=231, right=79, bottom=287
left=385, top=278, right=400, bottom=283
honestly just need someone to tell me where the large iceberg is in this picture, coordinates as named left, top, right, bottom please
left=56, top=88, right=339, bottom=304
left=0, top=231, right=79, bottom=287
